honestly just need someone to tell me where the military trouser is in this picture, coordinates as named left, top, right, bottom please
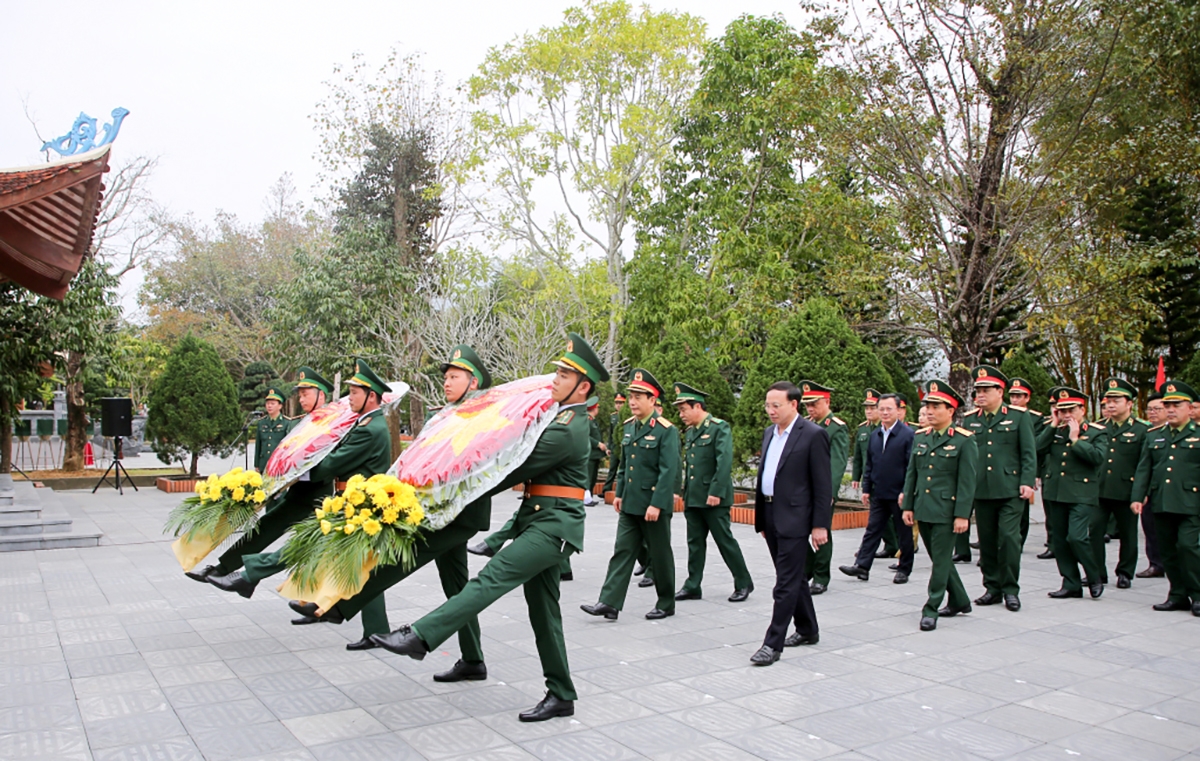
left=918, top=521, right=970, bottom=619
left=1092, top=498, right=1139, bottom=581
left=599, top=510, right=675, bottom=612
left=954, top=507, right=974, bottom=558
left=975, top=497, right=1025, bottom=596
left=588, top=460, right=601, bottom=493
left=333, top=518, right=484, bottom=660
left=805, top=506, right=833, bottom=585
left=1020, top=500, right=1031, bottom=546
left=1153, top=511, right=1200, bottom=606
left=679, top=506, right=752, bottom=595
left=411, top=526, right=576, bottom=700
left=486, top=515, right=571, bottom=576
left=215, top=485, right=321, bottom=575
left=1045, top=499, right=1103, bottom=592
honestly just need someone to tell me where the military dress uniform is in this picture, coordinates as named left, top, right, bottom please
left=903, top=381, right=977, bottom=630
left=1095, top=378, right=1147, bottom=587
left=854, top=389, right=899, bottom=558
left=601, top=393, right=626, bottom=495
left=1006, top=377, right=1043, bottom=549
left=962, top=366, right=1036, bottom=608
left=673, top=383, right=752, bottom=601
left=1131, top=380, right=1200, bottom=614
left=587, top=368, right=681, bottom=618
left=587, top=399, right=604, bottom=498
left=373, top=333, right=609, bottom=722
left=801, top=382, right=848, bottom=592
left=1037, top=387, right=1108, bottom=598
left=254, top=387, right=292, bottom=473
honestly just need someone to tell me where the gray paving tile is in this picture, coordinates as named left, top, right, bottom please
left=190, top=721, right=305, bottom=761
left=974, top=703, right=1090, bottom=742
left=399, top=717, right=510, bottom=759
left=83, top=711, right=190, bottom=750
left=92, top=738, right=204, bottom=761
left=725, top=723, right=847, bottom=760
left=1100, top=710, right=1200, bottom=752
left=1052, top=726, right=1185, bottom=761
left=308, top=732, right=425, bottom=761
left=598, top=714, right=716, bottom=756
left=521, top=729, right=645, bottom=760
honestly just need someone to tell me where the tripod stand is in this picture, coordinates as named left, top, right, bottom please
left=92, top=436, right=137, bottom=494
left=227, top=411, right=262, bottom=471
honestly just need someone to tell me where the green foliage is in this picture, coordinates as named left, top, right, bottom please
left=637, top=330, right=735, bottom=428
left=732, top=300, right=893, bottom=460
left=878, top=351, right=918, bottom=417
left=145, top=335, right=243, bottom=476
left=107, top=329, right=171, bottom=407
left=1179, top=352, right=1200, bottom=392
left=1000, top=349, right=1059, bottom=413
left=239, top=361, right=288, bottom=413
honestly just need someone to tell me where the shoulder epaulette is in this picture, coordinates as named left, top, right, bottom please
left=1137, top=418, right=1149, bottom=425
left=555, top=409, right=576, bottom=425
left=657, top=417, right=674, bottom=428
left=1148, top=423, right=1166, bottom=431
left=916, top=426, right=932, bottom=435
left=624, top=415, right=636, bottom=424
left=954, top=427, right=974, bottom=436
left=1089, top=422, right=1106, bottom=431
left=831, top=416, right=845, bottom=425
left=710, top=417, right=725, bottom=426
left=963, top=408, right=980, bottom=416
left=858, top=420, right=868, bottom=427
left=1009, top=404, right=1026, bottom=412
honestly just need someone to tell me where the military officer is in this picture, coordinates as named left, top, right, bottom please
left=187, top=367, right=333, bottom=585
left=601, top=392, right=627, bottom=496
left=962, top=365, right=1036, bottom=612
left=1007, top=377, right=1044, bottom=552
left=372, top=333, right=607, bottom=723
left=1038, top=387, right=1108, bottom=600
left=672, top=383, right=753, bottom=603
left=586, top=397, right=605, bottom=505
left=801, top=381, right=848, bottom=594
left=1132, top=380, right=1200, bottom=615
left=254, top=387, right=291, bottom=473
left=1136, top=393, right=1167, bottom=579
left=1095, top=377, right=1147, bottom=589
left=853, top=389, right=899, bottom=559
left=901, top=380, right=977, bottom=631
left=297, top=346, right=498, bottom=675
left=582, top=368, right=681, bottom=620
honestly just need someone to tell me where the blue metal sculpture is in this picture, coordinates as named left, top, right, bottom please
left=41, top=107, right=130, bottom=156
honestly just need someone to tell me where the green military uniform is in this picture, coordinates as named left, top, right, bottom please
left=254, top=387, right=292, bottom=473
left=587, top=398, right=604, bottom=495
left=401, top=333, right=608, bottom=705
left=854, top=389, right=899, bottom=558
left=673, top=383, right=752, bottom=599
left=962, top=366, right=1037, bottom=603
left=601, top=394, right=626, bottom=495
left=321, top=346, right=494, bottom=662
left=903, top=381, right=977, bottom=626
left=1132, top=380, right=1200, bottom=613
left=1006, top=377, right=1043, bottom=548
left=1095, top=377, right=1147, bottom=585
left=1037, top=387, right=1108, bottom=596
left=801, top=382, right=848, bottom=589
left=593, top=368, right=681, bottom=615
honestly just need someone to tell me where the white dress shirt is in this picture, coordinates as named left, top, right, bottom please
left=761, top=416, right=797, bottom=497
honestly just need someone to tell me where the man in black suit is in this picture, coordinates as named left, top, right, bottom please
left=751, top=381, right=833, bottom=666
left=841, top=393, right=916, bottom=583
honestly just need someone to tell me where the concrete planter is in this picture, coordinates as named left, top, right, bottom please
left=726, top=503, right=870, bottom=530
left=157, top=476, right=204, bottom=494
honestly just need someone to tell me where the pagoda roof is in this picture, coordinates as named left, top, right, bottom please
left=0, top=145, right=110, bottom=300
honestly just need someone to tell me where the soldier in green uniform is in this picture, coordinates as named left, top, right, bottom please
left=672, top=383, right=753, bottom=603
left=1095, top=377, right=1147, bottom=589
left=801, top=381, right=848, bottom=594
left=582, top=368, right=681, bottom=620
left=1038, top=387, right=1108, bottom=600
left=902, top=380, right=976, bottom=631
left=254, top=387, right=292, bottom=473
left=586, top=397, right=604, bottom=505
left=372, top=333, right=607, bottom=722
left=601, top=392, right=626, bottom=496
left=1006, top=378, right=1048, bottom=554
left=186, top=367, right=333, bottom=585
left=853, top=389, right=899, bottom=560
left=1132, top=380, right=1200, bottom=615
left=296, top=347, right=498, bottom=675
left=961, top=366, right=1036, bottom=612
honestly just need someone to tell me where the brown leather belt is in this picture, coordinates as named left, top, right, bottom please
left=335, top=481, right=348, bottom=491
left=523, top=484, right=586, bottom=500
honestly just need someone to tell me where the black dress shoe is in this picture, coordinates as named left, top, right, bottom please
left=969, top=541, right=980, bottom=550
left=839, top=564, right=869, bottom=581
left=784, top=631, right=819, bottom=647
left=519, top=692, right=574, bottom=722
left=433, top=659, right=488, bottom=682
left=185, top=565, right=219, bottom=582
left=369, top=625, right=429, bottom=659
left=560, top=572, right=573, bottom=582
left=874, top=548, right=893, bottom=558
left=581, top=602, right=619, bottom=620
left=1004, top=594, right=1021, bottom=612
left=888, top=563, right=900, bottom=571
left=674, top=589, right=702, bottom=601
left=645, top=608, right=674, bottom=620
left=1037, top=549, right=1055, bottom=560
left=1152, top=599, right=1191, bottom=611
left=467, top=541, right=495, bottom=557
left=938, top=603, right=971, bottom=617
left=1193, top=602, right=1200, bottom=617
left=1089, top=582, right=1104, bottom=599
left=1048, top=587, right=1083, bottom=599
left=633, top=563, right=647, bottom=576
left=346, top=637, right=378, bottom=651
left=920, top=616, right=937, bottom=631
left=728, top=584, right=753, bottom=602
left=289, top=600, right=344, bottom=624
left=638, top=576, right=655, bottom=588
left=974, top=591, right=1002, bottom=606
left=208, top=572, right=258, bottom=599
left=750, top=645, right=781, bottom=665
left=1116, top=573, right=1131, bottom=589
left=291, top=616, right=320, bottom=625
left=952, top=554, right=971, bottom=564
left=809, top=582, right=827, bottom=595
left=1136, top=566, right=1164, bottom=578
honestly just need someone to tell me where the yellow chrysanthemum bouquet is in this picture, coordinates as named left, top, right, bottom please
left=277, top=474, right=424, bottom=612
left=166, top=467, right=269, bottom=571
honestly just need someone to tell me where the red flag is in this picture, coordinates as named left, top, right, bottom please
left=1155, top=356, right=1165, bottom=391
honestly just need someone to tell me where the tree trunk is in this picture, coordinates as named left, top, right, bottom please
left=0, top=397, right=11, bottom=474
left=409, top=395, right=426, bottom=438
left=61, top=351, right=87, bottom=472
left=189, top=451, right=200, bottom=479
left=385, top=405, right=403, bottom=464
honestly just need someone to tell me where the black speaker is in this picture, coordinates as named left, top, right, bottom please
left=100, top=397, right=133, bottom=438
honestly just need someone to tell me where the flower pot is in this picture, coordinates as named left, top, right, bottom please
left=158, top=476, right=204, bottom=494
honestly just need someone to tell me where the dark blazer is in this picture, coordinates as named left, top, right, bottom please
left=862, top=422, right=914, bottom=500
left=754, top=418, right=833, bottom=538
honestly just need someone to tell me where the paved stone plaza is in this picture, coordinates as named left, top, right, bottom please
left=2, top=485, right=1199, bottom=761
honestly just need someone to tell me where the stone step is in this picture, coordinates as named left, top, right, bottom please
left=0, top=515, right=73, bottom=536
left=0, top=503, right=40, bottom=521
left=0, top=531, right=103, bottom=551
left=0, top=473, right=14, bottom=506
